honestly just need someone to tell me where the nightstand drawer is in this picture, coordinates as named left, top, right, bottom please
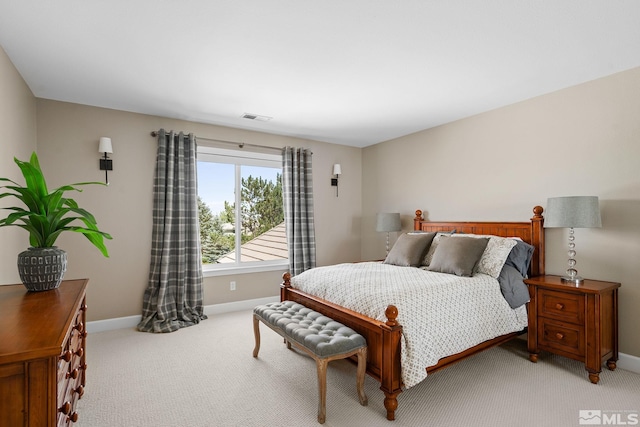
left=537, top=289, right=584, bottom=324
left=538, top=317, right=585, bottom=357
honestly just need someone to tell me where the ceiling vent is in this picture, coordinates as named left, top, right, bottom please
left=241, top=113, right=272, bottom=122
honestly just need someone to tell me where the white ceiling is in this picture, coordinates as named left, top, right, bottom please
left=1, top=1, right=639, bottom=148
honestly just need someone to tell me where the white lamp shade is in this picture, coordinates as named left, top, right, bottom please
left=545, top=196, right=602, bottom=228
left=376, top=212, right=401, bottom=232
left=333, top=164, right=342, bottom=175
left=99, top=137, right=113, bottom=154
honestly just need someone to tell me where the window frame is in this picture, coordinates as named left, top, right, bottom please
left=197, top=146, right=288, bottom=277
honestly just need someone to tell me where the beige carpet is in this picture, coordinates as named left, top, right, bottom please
left=76, top=309, right=640, bottom=427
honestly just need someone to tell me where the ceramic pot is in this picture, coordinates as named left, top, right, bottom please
left=17, top=247, right=67, bottom=292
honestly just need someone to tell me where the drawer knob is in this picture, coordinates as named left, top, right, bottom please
left=68, top=411, right=79, bottom=423
left=75, top=385, right=85, bottom=398
left=67, top=368, right=79, bottom=379
left=59, top=350, right=72, bottom=362
left=59, top=401, right=71, bottom=415
left=555, top=303, right=564, bottom=310
left=75, top=347, right=84, bottom=358
left=74, top=322, right=84, bottom=333
left=556, top=332, right=564, bottom=340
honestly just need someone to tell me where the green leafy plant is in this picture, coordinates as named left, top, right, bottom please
left=0, top=152, right=112, bottom=256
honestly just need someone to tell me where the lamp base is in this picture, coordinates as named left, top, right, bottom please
left=561, top=275, right=584, bottom=285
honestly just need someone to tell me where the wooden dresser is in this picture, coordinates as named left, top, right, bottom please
left=525, top=275, right=619, bottom=384
left=0, top=279, right=88, bottom=427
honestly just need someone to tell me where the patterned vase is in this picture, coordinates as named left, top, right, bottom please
left=17, top=247, right=68, bottom=292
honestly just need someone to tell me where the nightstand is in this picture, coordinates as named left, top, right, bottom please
left=524, top=275, right=620, bottom=384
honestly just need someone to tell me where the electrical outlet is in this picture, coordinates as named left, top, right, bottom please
left=230, top=281, right=236, bottom=291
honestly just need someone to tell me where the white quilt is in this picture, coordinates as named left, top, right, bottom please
left=291, top=262, right=528, bottom=388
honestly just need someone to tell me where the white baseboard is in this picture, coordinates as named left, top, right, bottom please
left=86, top=296, right=279, bottom=334
left=202, top=295, right=279, bottom=316
left=86, top=298, right=640, bottom=376
left=618, top=351, right=640, bottom=374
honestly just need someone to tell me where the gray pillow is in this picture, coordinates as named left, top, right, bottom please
left=505, top=240, right=534, bottom=277
left=498, top=264, right=531, bottom=308
left=427, top=236, right=489, bottom=277
left=384, top=232, right=436, bottom=267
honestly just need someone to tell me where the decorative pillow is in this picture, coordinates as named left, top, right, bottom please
left=421, top=231, right=456, bottom=266
left=475, top=236, right=517, bottom=278
left=427, top=236, right=489, bottom=277
left=384, top=232, right=436, bottom=267
left=505, top=240, right=535, bottom=277
left=498, top=264, right=530, bottom=308
left=446, top=234, right=517, bottom=278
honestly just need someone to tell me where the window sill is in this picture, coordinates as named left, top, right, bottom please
left=202, top=261, right=289, bottom=277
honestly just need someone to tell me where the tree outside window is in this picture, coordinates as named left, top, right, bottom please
left=197, top=149, right=286, bottom=267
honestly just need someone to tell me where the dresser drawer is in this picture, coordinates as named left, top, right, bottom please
left=537, top=289, right=584, bottom=324
left=538, top=317, right=585, bottom=357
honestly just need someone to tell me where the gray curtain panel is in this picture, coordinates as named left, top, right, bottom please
left=282, top=147, right=316, bottom=276
left=138, top=129, right=207, bottom=333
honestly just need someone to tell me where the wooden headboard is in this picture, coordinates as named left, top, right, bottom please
left=413, top=206, right=545, bottom=277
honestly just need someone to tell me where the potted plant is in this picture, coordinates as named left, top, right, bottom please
left=0, top=152, right=112, bottom=291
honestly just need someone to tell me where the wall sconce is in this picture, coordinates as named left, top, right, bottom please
left=98, top=137, right=113, bottom=185
left=331, top=164, right=341, bottom=197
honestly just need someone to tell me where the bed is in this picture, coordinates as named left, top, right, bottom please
left=280, top=206, right=545, bottom=420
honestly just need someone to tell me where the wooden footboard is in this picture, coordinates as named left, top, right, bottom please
left=281, top=206, right=545, bottom=421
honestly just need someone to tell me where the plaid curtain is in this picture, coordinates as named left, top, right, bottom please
left=282, top=147, right=316, bottom=276
left=137, top=129, right=207, bottom=333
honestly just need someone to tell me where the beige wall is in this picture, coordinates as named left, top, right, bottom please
left=0, top=45, right=37, bottom=284
left=34, top=100, right=362, bottom=321
left=362, top=67, right=640, bottom=357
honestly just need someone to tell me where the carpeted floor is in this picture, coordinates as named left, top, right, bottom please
left=76, top=309, right=640, bottom=427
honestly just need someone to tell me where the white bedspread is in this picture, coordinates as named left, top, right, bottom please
left=291, top=262, right=528, bottom=388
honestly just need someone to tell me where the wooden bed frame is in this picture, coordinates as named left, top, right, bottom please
left=281, top=206, right=545, bottom=421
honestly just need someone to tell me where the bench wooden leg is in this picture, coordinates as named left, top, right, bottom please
left=316, top=358, right=328, bottom=424
left=356, top=347, right=368, bottom=406
left=252, top=315, right=260, bottom=357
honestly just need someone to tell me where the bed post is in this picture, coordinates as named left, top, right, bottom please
left=414, top=210, right=423, bottom=231
left=530, top=206, right=545, bottom=277
left=281, top=272, right=291, bottom=302
left=380, top=305, right=403, bottom=421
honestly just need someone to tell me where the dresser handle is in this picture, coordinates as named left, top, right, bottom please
left=75, top=347, right=84, bottom=358
left=68, top=411, right=79, bottom=423
left=556, top=332, right=564, bottom=340
left=67, top=368, right=79, bottom=380
left=555, top=303, right=564, bottom=310
left=59, top=401, right=71, bottom=415
left=75, top=385, right=85, bottom=398
left=59, top=350, right=72, bottom=362
left=74, top=322, right=84, bottom=333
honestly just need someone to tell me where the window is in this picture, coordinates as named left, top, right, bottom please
left=197, top=146, right=287, bottom=275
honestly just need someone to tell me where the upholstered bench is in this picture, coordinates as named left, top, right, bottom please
left=253, top=301, right=368, bottom=424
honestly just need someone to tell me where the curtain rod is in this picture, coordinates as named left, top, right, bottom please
left=150, top=130, right=283, bottom=152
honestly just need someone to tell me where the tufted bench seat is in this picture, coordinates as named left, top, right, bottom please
left=253, top=301, right=368, bottom=424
